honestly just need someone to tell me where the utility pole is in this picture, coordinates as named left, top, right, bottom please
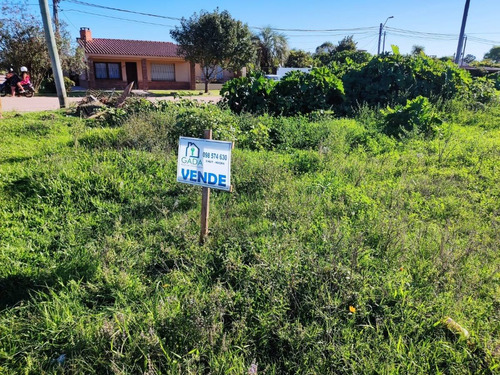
left=455, top=0, right=471, bottom=64
left=382, top=31, right=387, bottom=53
left=461, top=35, right=468, bottom=65
left=378, top=23, right=383, bottom=55
left=39, top=0, right=68, bottom=108
left=378, top=16, right=394, bottom=55
left=53, top=0, right=60, bottom=36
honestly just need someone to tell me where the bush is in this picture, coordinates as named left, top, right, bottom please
left=221, top=68, right=344, bottom=116
left=271, top=67, right=344, bottom=116
left=220, top=72, right=276, bottom=114
left=342, top=53, right=471, bottom=112
left=40, top=76, right=75, bottom=93
left=464, top=76, right=497, bottom=105
left=117, top=103, right=239, bottom=152
left=380, top=96, right=442, bottom=138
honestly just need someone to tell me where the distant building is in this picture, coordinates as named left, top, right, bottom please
left=77, top=28, right=242, bottom=90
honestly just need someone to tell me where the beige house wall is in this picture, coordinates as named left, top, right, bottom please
left=83, top=55, right=198, bottom=90
left=175, top=62, right=191, bottom=82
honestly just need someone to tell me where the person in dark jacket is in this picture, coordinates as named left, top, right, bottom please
left=1, top=69, right=21, bottom=96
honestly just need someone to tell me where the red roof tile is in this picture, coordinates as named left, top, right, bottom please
left=78, top=38, right=181, bottom=58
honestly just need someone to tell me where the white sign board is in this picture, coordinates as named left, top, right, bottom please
left=177, top=137, right=232, bottom=191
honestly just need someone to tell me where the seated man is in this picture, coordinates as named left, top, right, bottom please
left=1, top=70, right=21, bottom=96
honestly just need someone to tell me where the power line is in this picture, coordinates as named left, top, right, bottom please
left=61, top=9, right=176, bottom=27
left=62, top=0, right=182, bottom=21
left=60, top=0, right=500, bottom=46
left=59, top=0, right=500, bottom=52
left=250, top=26, right=378, bottom=33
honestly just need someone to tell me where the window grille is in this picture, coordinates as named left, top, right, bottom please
left=151, top=63, right=175, bottom=81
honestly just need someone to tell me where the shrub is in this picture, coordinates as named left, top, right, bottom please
left=117, top=104, right=239, bottom=152
left=220, top=72, right=276, bottom=114
left=380, top=96, right=442, bottom=137
left=235, top=114, right=273, bottom=150
left=272, top=67, right=344, bottom=116
left=174, top=105, right=239, bottom=142
left=221, top=68, right=344, bottom=116
left=40, top=76, right=75, bottom=93
left=342, top=53, right=471, bottom=112
left=464, top=76, right=497, bottom=105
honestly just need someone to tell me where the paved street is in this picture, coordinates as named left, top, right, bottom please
left=1, top=94, right=221, bottom=113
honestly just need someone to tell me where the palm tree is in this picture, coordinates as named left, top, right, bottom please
left=411, top=45, right=425, bottom=55
left=253, top=27, right=289, bottom=73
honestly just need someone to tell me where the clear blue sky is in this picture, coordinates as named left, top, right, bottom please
left=33, top=0, right=500, bottom=60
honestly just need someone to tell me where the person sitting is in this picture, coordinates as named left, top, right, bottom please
left=17, top=66, right=31, bottom=93
left=2, top=69, right=21, bottom=96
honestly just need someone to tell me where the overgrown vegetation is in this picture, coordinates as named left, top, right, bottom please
left=222, top=52, right=499, bottom=118
left=0, top=98, right=499, bottom=373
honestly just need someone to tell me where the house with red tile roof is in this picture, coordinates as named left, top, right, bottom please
left=77, top=28, right=241, bottom=91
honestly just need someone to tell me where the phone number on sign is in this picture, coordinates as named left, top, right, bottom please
left=203, top=152, right=228, bottom=161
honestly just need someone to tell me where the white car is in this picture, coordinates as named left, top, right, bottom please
left=264, top=74, right=280, bottom=81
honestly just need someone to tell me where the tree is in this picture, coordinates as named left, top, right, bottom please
left=484, top=46, right=500, bottom=63
left=336, top=36, right=357, bottom=53
left=315, top=41, right=335, bottom=55
left=314, top=35, right=369, bottom=67
left=463, top=54, right=476, bottom=64
left=0, top=2, right=85, bottom=90
left=411, top=45, right=425, bottom=55
left=170, top=9, right=254, bottom=93
left=253, top=27, right=289, bottom=73
left=285, top=50, right=313, bottom=68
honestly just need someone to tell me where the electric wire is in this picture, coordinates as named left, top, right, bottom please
left=62, top=9, right=176, bottom=27
left=62, top=0, right=182, bottom=21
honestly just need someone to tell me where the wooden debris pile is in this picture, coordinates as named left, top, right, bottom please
left=76, top=81, right=134, bottom=118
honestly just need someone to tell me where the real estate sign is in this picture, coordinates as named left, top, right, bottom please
left=177, top=137, right=232, bottom=191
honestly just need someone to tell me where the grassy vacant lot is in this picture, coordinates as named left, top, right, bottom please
left=0, top=102, right=499, bottom=374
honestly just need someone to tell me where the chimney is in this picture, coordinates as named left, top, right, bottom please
left=79, top=27, right=92, bottom=42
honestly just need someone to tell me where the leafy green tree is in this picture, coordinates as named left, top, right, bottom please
left=253, top=27, right=289, bottom=73
left=285, top=50, right=313, bottom=68
left=170, top=9, right=255, bottom=93
left=315, top=41, right=335, bottom=54
left=314, top=36, right=370, bottom=67
left=483, top=46, right=500, bottom=63
left=0, top=2, right=85, bottom=90
left=335, top=35, right=357, bottom=53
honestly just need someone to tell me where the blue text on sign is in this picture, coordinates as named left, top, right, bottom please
left=181, top=169, right=227, bottom=187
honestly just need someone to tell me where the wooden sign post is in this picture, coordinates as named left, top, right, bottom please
left=200, top=129, right=212, bottom=244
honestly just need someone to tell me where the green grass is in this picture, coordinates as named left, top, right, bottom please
left=0, top=104, right=499, bottom=374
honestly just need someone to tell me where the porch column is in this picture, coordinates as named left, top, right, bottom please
left=190, top=62, right=196, bottom=90
left=141, top=59, right=148, bottom=90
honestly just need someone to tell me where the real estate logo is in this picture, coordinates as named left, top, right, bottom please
left=181, top=142, right=202, bottom=166
left=185, top=142, right=200, bottom=158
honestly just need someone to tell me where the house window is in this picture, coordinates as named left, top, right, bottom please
left=151, top=63, right=175, bottom=81
left=95, top=62, right=121, bottom=79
